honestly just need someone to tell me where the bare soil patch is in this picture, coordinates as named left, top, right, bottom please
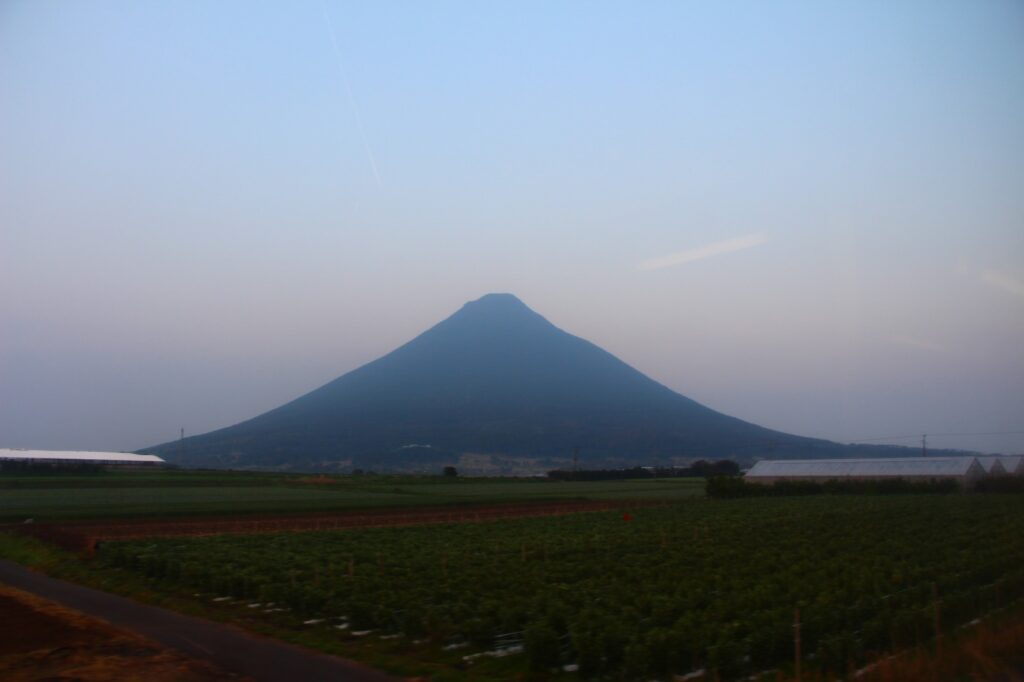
left=0, top=585, right=245, bottom=681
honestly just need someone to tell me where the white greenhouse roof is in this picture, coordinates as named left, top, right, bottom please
left=745, top=457, right=980, bottom=478
left=979, top=455, right=1023, bottom=474
left=977, top=457, right=1005, bottom=474
left=0, top=449, right=164, bottom=464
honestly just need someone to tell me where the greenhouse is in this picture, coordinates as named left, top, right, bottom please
left=744, top=457, right=986, bottom=486
left=978, top=455, right=1023, bottom=476
left=0, top=448, right=164, bottom=469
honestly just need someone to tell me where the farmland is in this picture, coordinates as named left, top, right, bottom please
left=0, top=471, right=704, bottom=522
left=96, top=494, right=1024, bottom=680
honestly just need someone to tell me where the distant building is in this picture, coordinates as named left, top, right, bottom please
left=978, top=455, right=1023, bottom=476
left=744, top=457, right=986, bottom=487
left=0, top=449, right=164, bottom=470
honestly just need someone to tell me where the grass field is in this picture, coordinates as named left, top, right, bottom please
left=0, top=471, right=704, bottom=521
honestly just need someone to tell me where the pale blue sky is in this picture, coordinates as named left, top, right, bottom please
left=2, top=1, right=1022, bottom=454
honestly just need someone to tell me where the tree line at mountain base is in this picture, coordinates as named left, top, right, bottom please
left=547, top=460, right=739, bottom=481
left=706, top=475, right=970, bottom=498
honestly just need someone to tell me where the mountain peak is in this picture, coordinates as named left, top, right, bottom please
left=463, top=292, right=528, bottom=310
left=446, top=293, right=547, bottom=329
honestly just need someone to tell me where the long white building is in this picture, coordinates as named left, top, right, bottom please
left=744, top=457, right=987, bottom=486
left=0, top=448, right=165, bottom=468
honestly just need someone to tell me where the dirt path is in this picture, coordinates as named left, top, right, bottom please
left=0, top=560, right=396, bottom=682
left=0, top=583, right=244, bottom=682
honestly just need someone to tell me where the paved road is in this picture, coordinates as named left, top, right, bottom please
left=0, top=559, right=396, bottom=682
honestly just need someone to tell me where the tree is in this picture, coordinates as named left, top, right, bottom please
left=443, top=465, right=458, bottom=477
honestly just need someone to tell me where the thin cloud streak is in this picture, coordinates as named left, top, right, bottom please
left=638, top=234, right=768, bottom=271
left=981, top=270, right=1024, bottom=299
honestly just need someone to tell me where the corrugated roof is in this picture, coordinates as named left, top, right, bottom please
left=746, top=457, right=980, bottom=478
left=0, top=449, right=164, bottom=464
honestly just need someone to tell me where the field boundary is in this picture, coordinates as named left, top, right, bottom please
left=6, top=499, right=660, bottom=554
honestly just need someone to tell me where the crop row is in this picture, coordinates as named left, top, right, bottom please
left=101, top=495, right=1024, bottom=679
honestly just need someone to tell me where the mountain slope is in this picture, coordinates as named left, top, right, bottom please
left=143, top=294, right=908, bottom=470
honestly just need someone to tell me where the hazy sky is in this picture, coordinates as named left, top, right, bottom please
left=2, top=1, right=1022, bottom=455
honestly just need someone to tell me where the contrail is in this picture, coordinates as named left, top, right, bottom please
left=320, top=1, right=382, bottom=188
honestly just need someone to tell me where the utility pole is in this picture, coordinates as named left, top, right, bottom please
left=572, top=447, right=579, bottom=473
left=180, top=428, right=185, bottom=460
left=922, top=434, right=927, bottom=457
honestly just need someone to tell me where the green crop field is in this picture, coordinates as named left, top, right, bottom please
left=98, top=494, right=1024, bottom=680
left=0, top=471, right=704, bottom=521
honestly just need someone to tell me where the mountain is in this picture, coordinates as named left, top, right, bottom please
left=143, top=293, right=931, bottom=471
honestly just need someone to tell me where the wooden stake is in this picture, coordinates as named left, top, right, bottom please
left=932, top=582, right=941, bottom=660
left=793, top=607, right=801, bottom=682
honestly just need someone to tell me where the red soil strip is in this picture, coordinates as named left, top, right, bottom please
left=9, top=499, right=658, bottom=554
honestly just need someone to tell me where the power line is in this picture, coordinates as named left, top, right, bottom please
left=848, top=430, right=1024, bottom=443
